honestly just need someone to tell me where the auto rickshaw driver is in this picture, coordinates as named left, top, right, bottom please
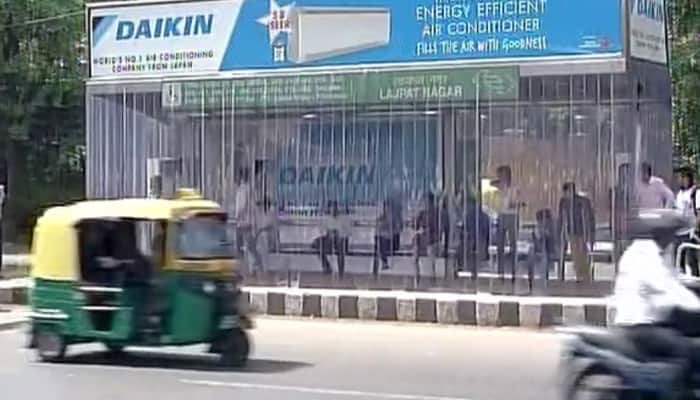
left=81, top=221, right=138, bottom=286
left=80, top=221, right=158, bottom=333
left=108, top=221, right=159, bottom=335
left=81, top=223, right=117, bottom=285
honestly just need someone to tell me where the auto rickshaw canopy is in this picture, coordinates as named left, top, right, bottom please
left=31, top=192, right=226, bottom=281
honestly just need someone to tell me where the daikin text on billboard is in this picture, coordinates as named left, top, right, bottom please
left=89, top=0, right=623, bottom=78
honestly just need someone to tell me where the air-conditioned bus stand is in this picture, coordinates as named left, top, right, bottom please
left=86, top=0, right=672, bottom=296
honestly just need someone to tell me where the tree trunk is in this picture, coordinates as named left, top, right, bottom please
left=4, top=139, right=19, bottom=241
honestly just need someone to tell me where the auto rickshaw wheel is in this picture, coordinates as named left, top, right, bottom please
left=36, top=331, right=66, bottom=363
left=219, top=329, right=250, bottom=368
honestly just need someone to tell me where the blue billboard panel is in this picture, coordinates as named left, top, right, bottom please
left=226, top=0, right=622, bottom=71
left=90, top=0, right=623, bottom=78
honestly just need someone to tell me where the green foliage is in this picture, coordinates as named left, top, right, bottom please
left=671, top=0, right=700, bottom=166
left=0, top=0, right=85, bottom=242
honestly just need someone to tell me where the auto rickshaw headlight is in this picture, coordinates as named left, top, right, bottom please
left=202, top=282, right=216, bottom=294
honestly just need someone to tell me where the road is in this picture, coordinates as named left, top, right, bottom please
left=0, top=318, right=562, bottom=400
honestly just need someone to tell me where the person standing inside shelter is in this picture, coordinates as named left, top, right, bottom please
left=373, top=198, right=402, bottom=273
left=256, top=196, right=277, bottom=272
left=483, top=165, right=522, bottom=275
left=313, top=200, right=351, bottom=277
left=234, top=167, right=262, bottom=273
left=529, top=208, right=556, bottom=279
left=439, top=192, right=454, bottom=260
left=456, top=190, right=490, bottom=275
left=674, top=167, right=699, bottom=276
left=610, top=163, right=634, bottom=261
left=636, top=162, right=675, bottom=209
left=558, top=182, right=596, bottom=282
left=412, top=192, right=440, bottom=282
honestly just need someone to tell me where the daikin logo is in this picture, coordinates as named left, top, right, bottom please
left=115, top=14, right=214, bottom=40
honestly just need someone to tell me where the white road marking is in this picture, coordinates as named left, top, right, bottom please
left=181, top=379, right=473, bottom=400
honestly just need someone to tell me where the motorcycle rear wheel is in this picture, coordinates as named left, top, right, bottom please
left=570, top=373, right=627, bottom=400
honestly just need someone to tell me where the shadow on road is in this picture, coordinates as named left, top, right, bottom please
left=57, top=350, right=312, bottom=373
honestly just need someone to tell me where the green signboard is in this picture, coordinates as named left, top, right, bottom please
left=162, top=67, right=518, bottom=109
left=365, top=67, right=518, bottom=103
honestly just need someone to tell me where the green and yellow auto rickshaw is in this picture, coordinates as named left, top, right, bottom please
left=28, top=189, right=252, bottom=366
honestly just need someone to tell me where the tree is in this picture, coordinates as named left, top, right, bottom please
left=670, top=0, right=700, bottom=166
left=0, top=0, right=84, bottom=241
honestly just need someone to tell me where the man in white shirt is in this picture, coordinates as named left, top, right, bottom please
left=636, top=162, right=675, bottom=209
left=675, top=167, right=699, bottom=276
left=313, top=201, right=351, bottom=276
left=614, top=209, right=700, bottom=373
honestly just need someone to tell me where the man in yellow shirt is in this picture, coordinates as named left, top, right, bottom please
left=482, top=166, right=522, bottom=275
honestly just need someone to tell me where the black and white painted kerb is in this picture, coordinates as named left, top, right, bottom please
left=241, top=287, right=614, bottom=328
left=0, top=284, right=614, bottom=328
left=0, top=285, right=28, bottom=305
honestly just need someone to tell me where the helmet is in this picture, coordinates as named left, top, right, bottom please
left=628, top=209, right=693, bottom=246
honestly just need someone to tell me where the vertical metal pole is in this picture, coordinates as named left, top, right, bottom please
left=230, top=80, right=236, bottom=237
left=132, top=94, right=138, bottom=197
left=221, top=82, right=227, bottom=205
left=634, top=76, right=643, bottom=186
left=474, top=79, right=482, bottom=286
left=610, top=74, right=619, bottom=271
left=200, top=89, right=206, bottom=194
left=85, top=87, right=92, bottom=198
left=460, top=106, right=469, bottom=285
left=510, top=83, right=517, bottom=291
left=118, top=88, right=126, bottom=197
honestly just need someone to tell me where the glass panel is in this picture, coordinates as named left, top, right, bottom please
left=84, top=65, right=671, bottom=295
left=176, top=215, right=233, bottom=260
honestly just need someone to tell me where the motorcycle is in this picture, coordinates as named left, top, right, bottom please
left=559, top=243, right=700, bottom=400
left=559, top=325, right=695, bottom=399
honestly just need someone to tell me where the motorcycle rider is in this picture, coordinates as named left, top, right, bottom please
left=614, top=208, right=700, bottom=375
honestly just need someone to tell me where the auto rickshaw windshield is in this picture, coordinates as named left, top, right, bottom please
left=175, top=214, right=233, bottom=260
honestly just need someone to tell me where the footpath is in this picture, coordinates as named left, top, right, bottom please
left=0, top=254, right=615, bottom=330
left=0, top=277, right=613, bottom=331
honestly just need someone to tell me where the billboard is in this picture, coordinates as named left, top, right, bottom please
left=629, top=0, right=667, bottom=64
left=89, top=0, right=623, bottom=78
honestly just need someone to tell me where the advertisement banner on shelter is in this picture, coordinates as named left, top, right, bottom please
left=89, top=0, right=623, bottom=78
left=629, top=0, right=667, bottom=64
left=276, top=118, right=438, bottom=208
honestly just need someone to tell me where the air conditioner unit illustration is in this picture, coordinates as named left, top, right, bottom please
left=287, top=7, right=391, bottom=64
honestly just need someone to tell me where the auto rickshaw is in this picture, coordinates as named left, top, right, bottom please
left=28, top=189, right=252, bottom=366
